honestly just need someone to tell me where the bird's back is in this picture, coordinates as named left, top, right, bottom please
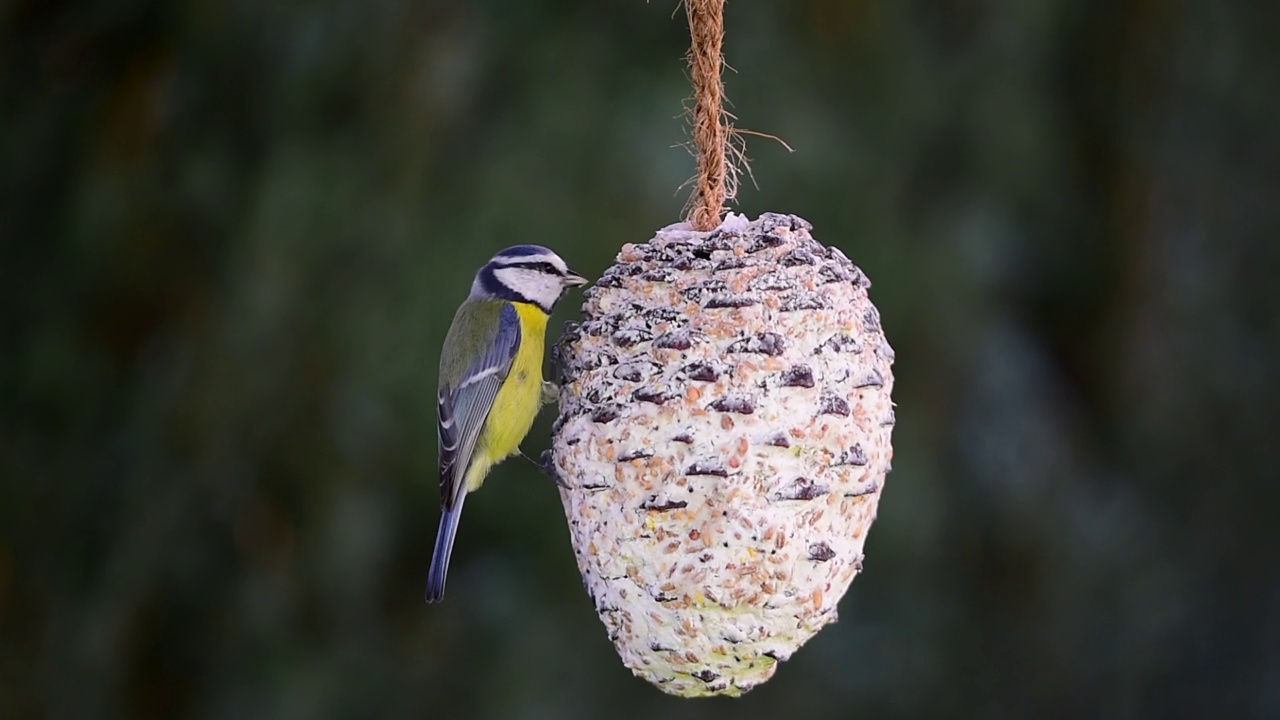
left=438, top=300, right=505, bottom=388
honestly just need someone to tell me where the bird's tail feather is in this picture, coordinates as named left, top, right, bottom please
left=425, top=495, right=465, bottom=603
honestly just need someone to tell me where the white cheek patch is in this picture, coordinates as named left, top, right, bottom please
left=494, top=267, right=561, bottom=309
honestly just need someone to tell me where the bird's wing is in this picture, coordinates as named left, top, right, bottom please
left=437, top=303, right=521, bottom=510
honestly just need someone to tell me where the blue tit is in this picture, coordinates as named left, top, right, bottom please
left=426, top=245, right=588, bottom=602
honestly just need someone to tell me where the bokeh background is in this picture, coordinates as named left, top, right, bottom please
left=4, top=0, right=1279, bottom=718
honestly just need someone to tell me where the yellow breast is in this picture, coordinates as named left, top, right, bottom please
left=467, top=302, right=548, bottom=491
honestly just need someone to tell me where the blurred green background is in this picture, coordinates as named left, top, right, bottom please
left=3, top=0, right=1279, bottom=718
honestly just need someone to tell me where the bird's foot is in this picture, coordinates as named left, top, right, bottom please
left=518, top=448, right=571, bottom=490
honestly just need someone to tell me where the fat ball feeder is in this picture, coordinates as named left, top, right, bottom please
left=543, top=0, right=896, bottom=697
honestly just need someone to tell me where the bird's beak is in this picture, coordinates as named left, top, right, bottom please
left=564, top=270, right=589, bottom=287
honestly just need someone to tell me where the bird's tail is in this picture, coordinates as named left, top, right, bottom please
left=425, top=495, right=466, bottom=603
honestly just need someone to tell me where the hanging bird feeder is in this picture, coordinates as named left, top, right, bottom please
left=544, top=0, right=895, bottom=698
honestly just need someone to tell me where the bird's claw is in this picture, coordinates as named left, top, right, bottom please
left=517, top=448, right=572, bottom=490
left=537, top=449, right=572, bottom=490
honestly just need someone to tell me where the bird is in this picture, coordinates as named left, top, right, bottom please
left=426, top=245, right=588, bottom=603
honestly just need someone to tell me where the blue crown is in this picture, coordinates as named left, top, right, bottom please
left=494, top=245, right=553, bottom=259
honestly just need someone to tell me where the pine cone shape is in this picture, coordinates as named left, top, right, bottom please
left=547, top=212, right=895, bottom=697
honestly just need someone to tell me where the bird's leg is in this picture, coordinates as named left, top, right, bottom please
left=540, top=380, right=559, bottom=405
left=518, top=448, right=571, bottom=489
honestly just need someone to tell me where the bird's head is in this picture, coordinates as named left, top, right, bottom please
left=471, top=245, right=589, bottom=313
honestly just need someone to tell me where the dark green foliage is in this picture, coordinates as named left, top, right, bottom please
left=2, top=1, right=1279, bottom=718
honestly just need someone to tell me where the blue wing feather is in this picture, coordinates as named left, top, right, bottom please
left=436, top=303, right=521, bottom=510
left=429, top=303, right=521, bottom=601
left=436, top=387, right=460, bottom=494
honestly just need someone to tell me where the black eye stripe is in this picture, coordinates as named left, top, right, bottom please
left=510, top=261, right=561, bottom=274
